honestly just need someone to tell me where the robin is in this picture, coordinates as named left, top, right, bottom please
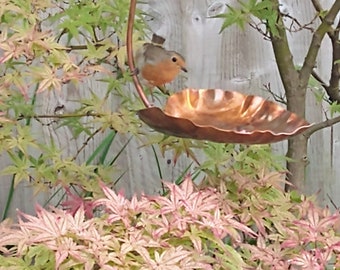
left=134, top=34, right=187, bottom=94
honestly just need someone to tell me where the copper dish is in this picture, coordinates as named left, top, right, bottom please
left=138, top=88, right=312, bottom=144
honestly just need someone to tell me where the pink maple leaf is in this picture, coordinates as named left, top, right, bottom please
left=289, top=250, right=325, bottom=270
left=61, top=187, right=95, bottom=219
left=292, top=202, right=339, bottom=243
left=94, top=182, right=133, bottom=227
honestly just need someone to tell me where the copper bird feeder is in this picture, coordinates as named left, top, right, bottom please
left=127, top=1, right=311, bottom=144
left=138, top=88, right=312, bottom=144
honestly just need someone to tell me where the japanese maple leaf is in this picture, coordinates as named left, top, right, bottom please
left=289, top=250, right=327, bottom=270
left=292, top=202, right=339, bottom=243
left=61, top=187, right=95, bottom=219
left=139, top=246, right=201, bottom=270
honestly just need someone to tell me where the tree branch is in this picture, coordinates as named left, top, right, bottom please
left=299, top=1, right=340, bottom=85
left=311, top=69, right=329, bottom=90
left=262, top=83, right=287, bottom=104
left=270, top=1, right=300, bottom=108
left=304, top=115, right=340, bottom=138
left=17, top=112, right=103, bottom=120
left=311, top=0, right=323, bottom=13
left=310, top=0, right=340, bottom=103
left=327, top=18, right=340, bottom=103
left=283, top=13, right=316, bottom=33
left=71, top=127, right=102, bottom=161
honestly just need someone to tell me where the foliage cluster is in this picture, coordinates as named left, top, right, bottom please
left=0, top=0, right=147, bottom=210
left=217, top=0, right=340, bottom=190
left=0, top=0, right=285, bottom=218
left=1, top=0, right=340, bottom=269
left=1, top=175, right=340, bottom=269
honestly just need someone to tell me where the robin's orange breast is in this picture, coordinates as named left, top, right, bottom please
left=141, top=61, right=182, bottom=87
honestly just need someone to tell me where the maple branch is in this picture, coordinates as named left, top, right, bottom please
left=71, top=127, right=102, bottom=162
left=283, top=13, right=317, bottom=33
left=17, top=112, right=103, bottom=120
left=262, top=83, right=286, bottom=104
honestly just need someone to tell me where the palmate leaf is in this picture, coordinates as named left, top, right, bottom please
left=0, top=89, right=34, bottom=118
left=58, top=116, right=93, bottom=138
left=144, top=247, right=198, bottom=270
left=3, top=125, right=38, bottom=154
left=159, top=177, right=220, bottom=217
left=291, top=202, right=340, bottom=243
left=216, top=5, right=248, bottom=32
left=217, top=0, right=280, bottom=36
left=2, top=151, right=31, bottom=186
left=80, top=40, right=112, bottom=60
left=157, top=136, right=204, bottom=165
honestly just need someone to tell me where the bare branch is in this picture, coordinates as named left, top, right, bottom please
left=304, top=115, right=340, bottom=138
left=262, top=83, right=287, bottom=104
left=16, top=112, right=104, bottom=124
left=72, top=127, right=102, bottom=161
left=311, top=70, right=329, bottom=89
left=248, top=21, right=271, bottom=40
left=283, top=13, right=317, bottom=33
left=312, top=68, right=340, bottom=104
left=310, top=70, right=339, bottom=104
left=249, top=12, right=317, bottom=39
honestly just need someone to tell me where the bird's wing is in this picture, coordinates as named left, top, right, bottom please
left=143, top=44, right=167, bottom=64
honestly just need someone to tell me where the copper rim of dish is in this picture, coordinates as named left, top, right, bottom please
left=138, top=88, right=312, bottom=144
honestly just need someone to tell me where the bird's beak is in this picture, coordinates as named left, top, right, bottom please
left=181, top=67, right=188, bottom=72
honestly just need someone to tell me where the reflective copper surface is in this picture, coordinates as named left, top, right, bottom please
left=138, top=88, right=312, bottom=144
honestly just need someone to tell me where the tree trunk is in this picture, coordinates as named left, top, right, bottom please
left=269, top=0, right=308, bottom=190
left=285, top=83, right=308, bottom=190
left=270, top=0, right=340, bottom=191
left=286, top=137, right=308, bottom=191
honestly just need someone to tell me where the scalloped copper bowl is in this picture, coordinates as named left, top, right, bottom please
left=138, top=88, right=312, bottom=144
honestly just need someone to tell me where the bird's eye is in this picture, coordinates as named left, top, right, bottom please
left=171, top=56, right=177, bottom=62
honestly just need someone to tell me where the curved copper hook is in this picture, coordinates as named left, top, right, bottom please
left=126, top=0, right=151, bottom=108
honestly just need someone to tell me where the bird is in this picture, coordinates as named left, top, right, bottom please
left=134, top=34, right=187, bottom=94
